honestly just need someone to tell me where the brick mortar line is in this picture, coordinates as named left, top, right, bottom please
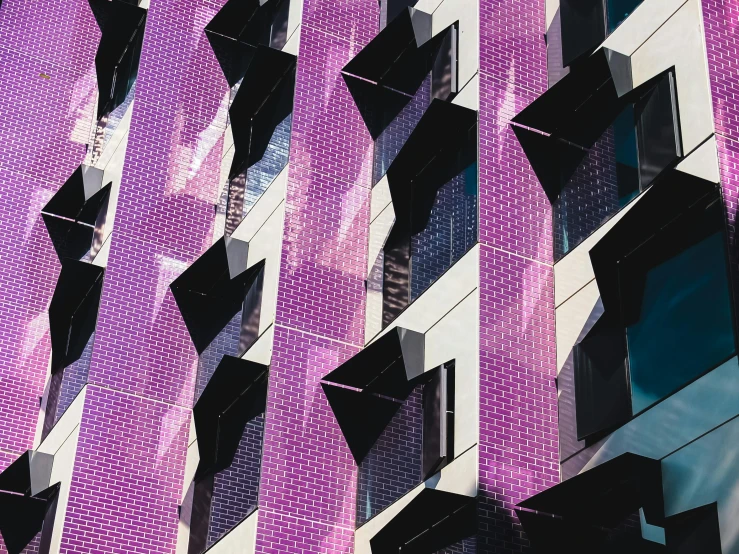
left=84, top=382, right=191, bottom=410
left=256, top=507, right=355, bottom=533
left=274, top=323, right=362, bottom=349
left=0, top=41, right=92, bottom=77
left=486, top=245, right=553, bottom=267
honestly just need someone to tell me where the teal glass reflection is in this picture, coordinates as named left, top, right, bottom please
left=607, top=0, right=644, bottom=33
left=627, top=232, right=736, bottom=414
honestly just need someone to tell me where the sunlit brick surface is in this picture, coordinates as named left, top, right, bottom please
left=57, top=0, right=231, bottom=551
left=0, top=0, right=97, bottom=481
left=478, top=0, right=559, bottom=551
left=254, top=1, right=376, bottom=548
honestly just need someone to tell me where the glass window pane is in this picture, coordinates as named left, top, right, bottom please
left=606, top=0, right=644, bottom=34
left=626, top=232, right=735, bottom=414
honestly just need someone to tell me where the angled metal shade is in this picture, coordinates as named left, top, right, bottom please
left=341, top=7, right=456, bottom=138
left=227, top=46, right=296, bottom=179
left=170, top=236, right=265, bottom=353
left=0, top=450, right=58, bottom=554
left=205, top=0, right=290, bottom=86
left=518, top=453, right=664, bottom=528
left=0, top=451, right=53, bottom=498
left=369, top=488, right=476, bottom=553
left=511, top=49, right=614, bottom=138
left=342, top=7, right=432, bottom=91
left=193, top=356, right=268, bottom=480
left=48, top=261, right=105, bottom=374
left=323, top=327, right=425, bottom=399
left=88, top=0, right=147, bottom=120
left=321, top=383, right=402, bottom=463
left=386, top=99, right=477, bottom=235
left=589, top=170, right=720, bottom=319
left=42, top=165, right=112, bottom=262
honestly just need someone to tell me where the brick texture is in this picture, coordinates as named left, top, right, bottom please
left=0, top=0, right=97, bottom=483
left=253, top=7, right=377, bottom=551
left=57, top=0, right=231, bottom=551
left=702, top=0, right=739, bottom=317
left=478, top=0, right=559, bottom=552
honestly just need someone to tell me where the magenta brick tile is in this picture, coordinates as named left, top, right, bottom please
left=702, top=0, right=739, bottom=312
left=0, top=0, right=98, bottom=464
left=289, top=26, right=375, bottom=189
left=255, top=9, right=376, bottom=551
left=58, top=385, right=190, bottom=554
left=257, top=327, right=358, bottom=527
left=300, top=0, right=378, bottom=51
left=58, top=0, right=231, bottom=552
left=479, top=0, right=558, bottom=551
left=275, top=165, right=370, bottom=345
left=0, top=0, right=98, bottom=77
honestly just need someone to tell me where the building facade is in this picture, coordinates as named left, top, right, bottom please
left=0, top=0, right=734, bottom=552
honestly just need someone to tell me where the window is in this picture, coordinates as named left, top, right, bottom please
left=560, top=0, right=645, bottom=67
left=513, top=52, right=681, bottom=261
left=573, top=171, right=736, bottom=440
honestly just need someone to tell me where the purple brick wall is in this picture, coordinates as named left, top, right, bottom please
left=702, top=0, right=739, bottom=319
left=253, top=0, right=377, bottom=548
left=356, top=387, right=423, bottom=526
left=57, top=0, right=231, bottom=551
left=0, top=0, right=97, bottom=487
left=478, top=0, right=559, bottom=551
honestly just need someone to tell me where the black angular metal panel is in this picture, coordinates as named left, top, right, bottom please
left=511, top=126, right=587, bottom=203
left=89, top=0, right=147, bottom=120
left=342, top=7, right=431, bottom=89
left=664, top=503, right=722, bottom=554
left=0, top=483, right=59, bottom=554
left=169, top=236, right=265, bottom=353
left=369, top=488, right=476, bottom=553
left=322, top=326, right=425, bottom=399
left=227, top=46, right=296, bottom=179
left=518, top=453, right=665, bottom=528
left=42, top=166, right=112, bottom=262
left=0, top=451, right=32, bottom=496
left=516, top=509, right=608, bottom=554
left=386, top=99, right=477, bottom=235
left=205, top=0, right=290, bottom=86
left=48, top=261, right=104, bottom=373
left=422, top=363, right=454, bottom=479
left=193, top=356, right=268, bottom=480
left=512, top=49, right=613, bottom=136
left=574, top=311, right=631, bottom=441
left=321, top=383, right=403, bottom=464
left=341, top=8, right=457, bottom=137
left=343, top=74, right=411, bottom=140
left=560, top=0, right=605, bottom=67
left=635, top=71, right=682, bottom=190
left=589, top=171, right=720, bottom=318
